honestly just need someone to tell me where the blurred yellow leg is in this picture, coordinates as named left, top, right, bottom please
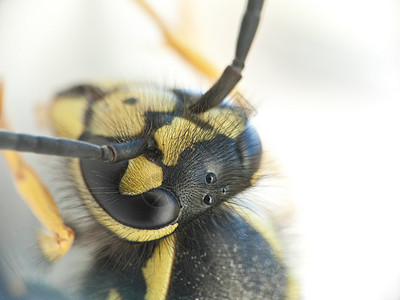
left=0, top=83, right=74, bottom=261
left=135, top=0, right=220, bottom=80
left=135, top=1, right=255, bottom=115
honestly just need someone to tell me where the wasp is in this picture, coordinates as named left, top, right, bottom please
left=0, top=0, right=298, bottom=299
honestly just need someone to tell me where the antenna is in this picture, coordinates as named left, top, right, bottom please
left=0, top=0, right=264, bottom=161
left=190, top=0, right=264, bottom=113
left=0, top=131, right=149, bottom=163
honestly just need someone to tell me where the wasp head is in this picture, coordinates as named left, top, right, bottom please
left=78, top=88, right=262, bottom=242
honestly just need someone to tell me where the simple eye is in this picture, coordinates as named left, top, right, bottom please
left=221, top=185, right=228, bottom=195
left=202, top=194, right=214, bottom=205
left=205, top=172, right=217, bottom=184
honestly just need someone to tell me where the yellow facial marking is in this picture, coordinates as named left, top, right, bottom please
left=155, top=107, right=246, bottom=166
left=89, top=87, right=177, bottom=138
left=155, top=117, right=213, bottom=166
left=198, top=107, right=246, bottom=139
left=119, top=155, right=163, bottom=195
left=71, top=160, right=178, bottom=242
left=50, top=97, right=87, bottom=139
left=142, top=235, right=176, bottom=300
left=106, top=288, right=122, bottom=300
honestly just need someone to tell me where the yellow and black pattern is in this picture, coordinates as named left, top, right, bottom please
left=49, top=82, right=294, bottom=299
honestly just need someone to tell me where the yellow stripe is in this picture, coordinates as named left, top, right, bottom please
left=229, top=204, right=300, bottom=299
left=229, top=204, right=283, bottom=259
left=286, top=274, right=300, bottom=300
left=142, top=236, right=176, bottom=300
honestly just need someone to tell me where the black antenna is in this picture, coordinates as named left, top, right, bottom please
left=190, top=0, right=264, bottom=114
left=0, top=0, right=264, bottom=161
left=0, top=130, right=149, bottom=163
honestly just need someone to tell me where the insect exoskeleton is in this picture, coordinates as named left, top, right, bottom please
left=0, top=0, right=299, bottom=299
left=49, top=82, right=289, bottom=299
left=53, top=82, right=261, bottom=240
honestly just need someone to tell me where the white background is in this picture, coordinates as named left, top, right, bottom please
left=0, top=0, right=399, bottom=299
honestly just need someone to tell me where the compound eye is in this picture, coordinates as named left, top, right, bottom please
left=81, top=159, right=180, bottom=229
left=205, top=172, right=217, bottom=184
left=79, top=135, right=180, bottom=230
left=237, top=125, right=262, bottom=178
left=202, top=194, right=214, bottom=206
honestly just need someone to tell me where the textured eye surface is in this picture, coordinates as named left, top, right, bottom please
left=205, top=172, right=217, bottom=184
left=202, top=194, right=214, bottom=205
left=79, top=134, right=181, bottom=230
left=80, top=157, right=180, bottom=229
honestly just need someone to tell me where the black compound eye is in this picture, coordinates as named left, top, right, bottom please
left=237, top=125, right=262, bottom=178
left=205, top=172, right=217, bottom=184
left=79, top=134, right=180, bottom=230
left=221, top=185, right=228, bottom=195
left=81, top=159, right=180, bottom=229
left=202, top=194, right=214, bottom=205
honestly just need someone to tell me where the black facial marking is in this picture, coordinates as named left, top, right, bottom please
left=56, top=84, right=105, bottom=102
left=123, top=97, right=138, bottom=105
left=144, top=111, right=176, bottom=133
left=161, top=134, right=248, bottom=225
left=172, top=89, right=202, bottom=107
